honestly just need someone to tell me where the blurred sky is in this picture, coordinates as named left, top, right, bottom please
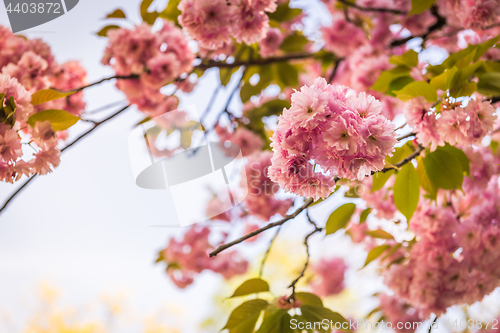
left=0, top=1, right=498, bottom=332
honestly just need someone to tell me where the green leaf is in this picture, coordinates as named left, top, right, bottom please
left=256, top=307, right=292, bottom=333
left=325, top=203, right=356, bottom=235
left=27, top=109, right=80, bottom=131
left=371, top=169, right=395, bottom=192
left=477, top=72, right=500, bottom=96
left=274, top=62, right=298, bottom=89
left=387, top=76, right=414, bottom=96
left=423, top=148, right=464, bottom=190
left=230, top=278, right=270, bottom=298
left=365, top=229, right=394, bottom=240
left=371, top=66, right=411, bottom=92
left=96, top=24, right=121, bottom=37
left=31, top=89, right=76, bottom=105
left=140, top=0, right=158, bottom=25
left=393, top=163, right=420, bottom=221
left=105, top=9, right=126, bottom=19
left=450, top=82, right=477, bottom=98
left=363, top=244, right=391, bottom=267
left=154, top=251, right=164, bottom=263
left=409, top=0, right=436, bottom=16
left=219, top=67, right=240, bottom=86
left=386, top=143, right=414, bottom=165
left=393, top=81, right=437, bottom=102
left=268, top=3, right=302, bottom=22
left=474, top=36, right=499, bottom=61
left=416, top=157, right=438, bottom=200
left=240, top=82, right=258, bottom=103
left=300, top=306, right=351, bottom=332
left=158, top=0, right=181, bottom=25
left=295, top=292, right=323, bottom=307
left=437, top=144, right=470, bottom=176
left=224, top=299, right=268, bottom=333
left=389, top=50, right=418, bottom=68
left=279, top=33, right=309, bottom=53
left=359, top=208, right=372, bottom=223
left=430, top=67, right=457, bottom=91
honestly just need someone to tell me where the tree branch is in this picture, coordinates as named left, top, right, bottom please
left=391, top=5, right=446, bottom=47
left=69, top=75, right=139, bottom=93
left=197, top=53, right=314, bottom=70
left=288, top=224, right=322, bottom=299
left=337, top=0, right=407, bottom=15
left=396, top=132, right=416, bottom=141
left=209, top=145, right=425, bottom=257
left=0, top=105, right=131, bottom=216
left=328, top=58, right=344, bottom=83
left=209, top=197, right=315, bottom=257
left=259, top=225, right=282, bottom=277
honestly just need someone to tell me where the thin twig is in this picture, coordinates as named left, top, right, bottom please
left=209, top=197, right=315, bottom=257
left=259, top=226, right=282, bottom=277
left=61, top=104, right=131, bottom=153
left=0, top=105, right=131, bottom=216
left=328, top=58, right=344, bottom=83
left=85, top=100, right=127, bottom=115
left=0, top=174, right=37, bottom=214
left=391, top=5, right=446, bottom=47
left=429, top=316, right=438, bottom=333
left=337, top=0, right=406, bottom=15
left=210, top=145, right=425, bottom=257
left=198, top=53, right=314, bottom=70
left=396, top=132, right=416, bottom=141
left=69, top=75, right=139, bottom=93
left=288, top=225, right=322, bottom=299
left=200, top=85, right=222, bottom=124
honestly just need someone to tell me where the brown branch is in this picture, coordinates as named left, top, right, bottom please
left=259, top=225, right=282, bottom=277
left=337, top=0, right=407, bottom=15
left=0, top=105, right=131, bottom=216
left=391, top=5, right=446, bottom=47
left=69, top=75, right=139, bottom=93
left=209, top=197, right=315, bottom=257
left=210, top=145, right=425, bottom=257
left=396, top=132, right=416, bottom=141
left=328, top=58, right=344, bottom=83
left=288, top=225, right=322, bottom=299
left=197, top=53, right=314, bottom=70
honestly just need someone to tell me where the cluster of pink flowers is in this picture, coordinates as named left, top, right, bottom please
left=437, top=0, right=500, bottom=30
left=243, top=151, right=294, bottom=221
left=380, top=147, right=500, bottom=317
left=310, top=257, right=347, bottom=297
left=177, top=0, right=277, bottom=50
left=0, top=26, right=88, bottom=183
left=404, top=97, right=497, bottom=151
left=162, top=226, right=248, bottom=288
left=268, top=77, right=397, bottom=201
left=101, top=21, right=194, bottom=117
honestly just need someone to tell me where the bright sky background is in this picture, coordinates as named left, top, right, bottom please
left=0, top=1, right=499, bottom=332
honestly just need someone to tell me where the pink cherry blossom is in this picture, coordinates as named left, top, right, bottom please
left=310, top=257, right=347, bottom=297
left=259, top=28, right=284, bottom=58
